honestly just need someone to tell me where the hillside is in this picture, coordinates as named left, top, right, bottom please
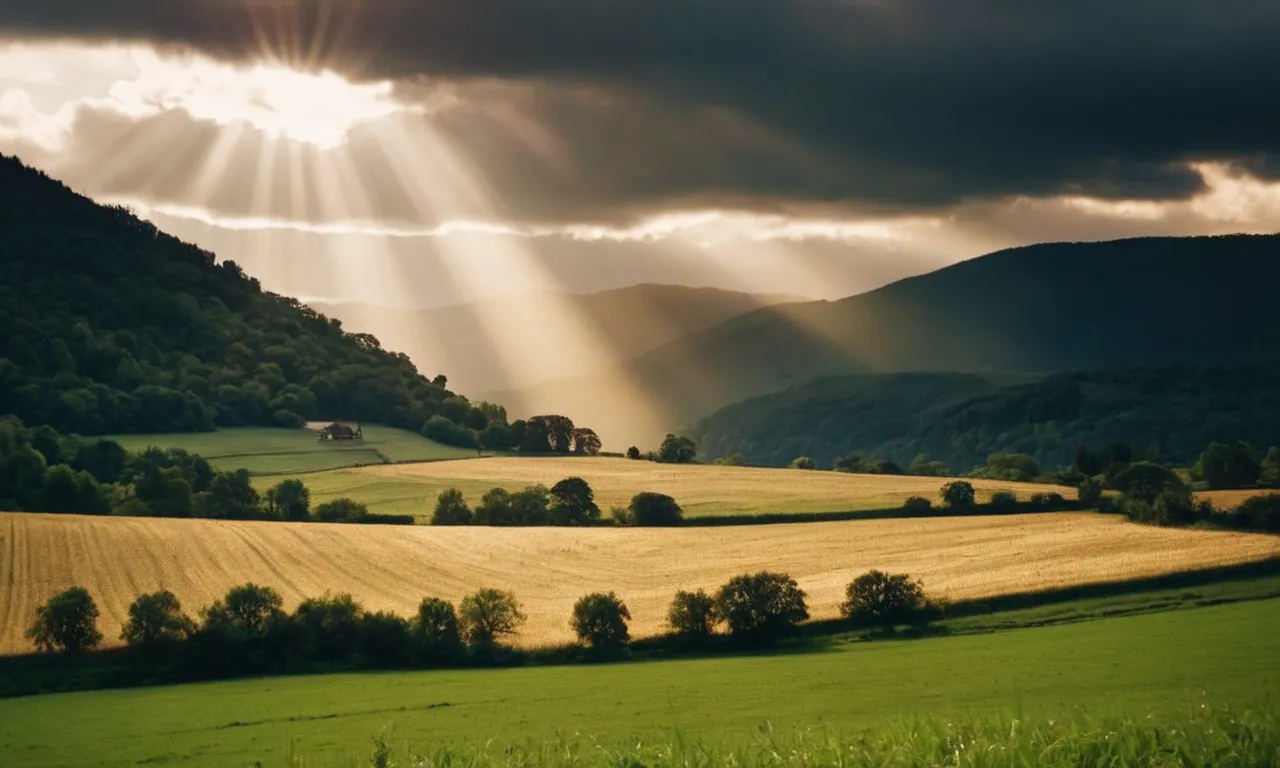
left=0, top=155, right=490, bottom=438
left=496, top=235, right=1280, bottom=447
left=692, top=366, right=1280, bottom=470
left=310, top=285, right=804, bottom=395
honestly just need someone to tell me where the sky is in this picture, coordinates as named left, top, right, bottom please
left=2, top=1, right=1279, bottom=308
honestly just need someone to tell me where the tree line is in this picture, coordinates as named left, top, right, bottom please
left=431, top=478, right=686, bottom=527
left=0, top=416, right=408, bottom=523
left=23, top=568, right=939, bottom=684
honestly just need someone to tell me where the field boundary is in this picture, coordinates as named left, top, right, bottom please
left=3, top=556, right=1277, bottom=699
left=253, top=453, right=494, bottom=478
left=676, top=498, right=1091, bottom=526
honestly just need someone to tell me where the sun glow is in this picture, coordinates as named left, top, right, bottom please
left=115, top=54, right=410, bottom=149
left=0, top=42, right=412, bottom=149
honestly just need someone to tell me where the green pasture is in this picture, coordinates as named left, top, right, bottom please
left=104, top=426, right=481, bottom=475
left=1, top=598, right=1274, bottom=767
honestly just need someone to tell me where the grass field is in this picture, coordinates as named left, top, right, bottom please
left=0, top=599, right=1274, bottom=767
left=285, top=456, right=1079, bottom=520
left=4, top=510, right=1276, bottom=654
left=104, top=425, right=480, bottom=475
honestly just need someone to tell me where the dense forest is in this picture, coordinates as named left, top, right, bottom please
left=0, top=155, right=545, bottom=447
left=691, top=366, right=1280, bottom=471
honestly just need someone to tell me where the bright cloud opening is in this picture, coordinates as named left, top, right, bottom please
left=0, top=42, right=413, bottom=149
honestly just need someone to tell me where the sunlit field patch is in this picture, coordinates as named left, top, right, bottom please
left=3, top=511, right=1275, bottom=653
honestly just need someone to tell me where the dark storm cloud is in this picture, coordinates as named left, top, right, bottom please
left=5, top=0, right=1280, bottom=212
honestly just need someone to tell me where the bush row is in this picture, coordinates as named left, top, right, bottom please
left=430, top=478, right=687, bottom=527
left=23, top=570, right=938, bottom=684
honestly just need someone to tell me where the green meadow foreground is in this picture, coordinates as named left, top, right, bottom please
left=105, top=425, right=478, bottom=475
left=0, top=599, right=1275, bottom=767
left=285, top=456, right=1077, bottom=520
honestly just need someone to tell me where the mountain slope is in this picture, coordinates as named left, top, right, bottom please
left=692, top=366, right=1280, bottom=471
left=0, top=155, right=487, bottom=436
left=497, top=234, right=1280, bottom=447
left=310, top=284, right=804, bottom=395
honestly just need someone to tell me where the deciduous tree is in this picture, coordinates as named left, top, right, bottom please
left=27, top=586, right=102, bottom=653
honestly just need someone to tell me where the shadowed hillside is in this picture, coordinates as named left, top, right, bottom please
left=692, top=366, right=1280, bottom=471
left=310, top=285, right=804, bottom=395
left=496, top=235, right=1280, bottom=447
left=0, top=155, right=490, bottom=437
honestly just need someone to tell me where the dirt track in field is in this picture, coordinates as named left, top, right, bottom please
left=2, top=512, right=1276, bottom=653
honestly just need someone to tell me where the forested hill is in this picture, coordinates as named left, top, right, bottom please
left=499, top=233, right=1280, bottom=448
left=691, top=366, right=1280, bottom=471
left=0, top=155, right=479, bottom=436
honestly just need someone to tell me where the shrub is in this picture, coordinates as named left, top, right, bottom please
left=790, top=456, right=816, bottom=470
left=902, top=496, right=933, bottom=514
left=987, top=489, right=1019, bottom=513
left=940, top=481, right=976, bottom=511
left=625, top=446, right=641, bottom=460
left=1029, top=491, right=1066, bottom=509
left=422, top=416, right=477, bottom=449
left=1193, top=441, right=1260, bottom=490
left=359, top=611, right=410, bottom=667
left=458, top=588, right=526, bottom=649
left=550, top=477, right=600, bottom=525
left=273, top=409, right=306, bottom=429
left=1110, top=462, right=1184, bottom=504
left=869, top=460, right=904, bottom=475
left=571, top=592, right=632, bottom=653
left=629, top=492, right=684, bottom=526
left=201, top=583, right=285, bottom=638
left=841, top=571, right=931, bottom=628
left=610, top=506, right=634, bottom=526
left=314, top=498, right=369, bottom=523
left=657, top=434, right=698, bottom=464
left=510, top=485, right=551, bottom=525
left=263, top=478, right=311, bottom=521
left=907, top=460, right=949, bottom=477
left=431, top=488, right=473, bottom=525
left=121, top=590, right=196, bottom=647
left=474, top=487, right=513, bottom=525
left=713, top=571, right=808, bottom=643
left=981, top=452, right=1042, bottom=482
left=413, top=597, right=463, bottom=662
left=1123, top=487, right=1206, bottom=527
left=294, top=593, right=364, bottom=661
left=26, top=586, right=102, bottom=653
left=1077, top=477, right=1104, bottom=506
left=666, top=589, right=717, bottom=642
left=1225, top=493, right=1280, bottom=532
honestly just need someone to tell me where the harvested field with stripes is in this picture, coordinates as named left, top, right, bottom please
left=3, top=511, right=1276, bottom=653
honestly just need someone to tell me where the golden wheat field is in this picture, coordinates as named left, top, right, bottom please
left=296, top=457, right=1079, bottom=520
left=3, top=512, right=1276, bottom=654
left=1197, top=489, right=1275, bottom=509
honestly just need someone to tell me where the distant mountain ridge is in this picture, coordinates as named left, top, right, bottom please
left=691, top=366, right=1280, bottom=471
left=310, top=284, right=805, bottom=395
left=494, top=234, right=1280, bottom=448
